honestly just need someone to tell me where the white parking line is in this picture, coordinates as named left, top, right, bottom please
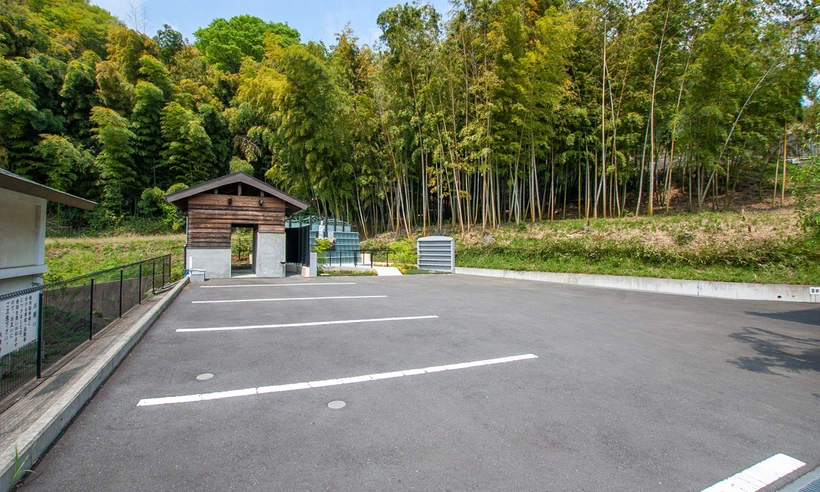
left=136, top=354, right=539, bottom=407
left=192, top=295, right=387, bottom=304
left=175, top=315, right=439, bottom=333
left=701, top=453, right=805, bottom=492
left=199, top=283, right=356, bottom=289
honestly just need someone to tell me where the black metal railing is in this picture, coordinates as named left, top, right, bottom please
left=0, top=254, right=172, bottom=401
left=320, top=249, right=392, bottom=268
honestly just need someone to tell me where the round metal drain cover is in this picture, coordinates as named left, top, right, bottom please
left=196, top=373, right=214, bottom=381
left=327, top=400, right=346, bottom=410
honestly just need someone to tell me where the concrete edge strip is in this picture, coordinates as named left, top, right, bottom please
left=778, top=465, right=820, bottom=491
left=0, top=277, right=189, bottom=491
left=136, top=354, right=539, bottom=407
left=456, top=267, right=816, bottom=303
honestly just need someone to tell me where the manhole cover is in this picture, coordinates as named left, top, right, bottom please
left=196, top=373, right=214, bottom=381
left=327, top=400, right=346, bottom=410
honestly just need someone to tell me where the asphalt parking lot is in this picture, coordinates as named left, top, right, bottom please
left=19, top=275, right=820, bottom=491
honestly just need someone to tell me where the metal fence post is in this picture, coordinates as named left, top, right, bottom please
left=119, top=269, right=124, bottom=318
left=0, top=255, right=177, bottom=401
left=89, top=278, right=95, bottom=340
left=152, top=260, right=156, bottom=295
left=36, top=290, right=43, bottom=379
left=138, top=264, right=143, bottom=304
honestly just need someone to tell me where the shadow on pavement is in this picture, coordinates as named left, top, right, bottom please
left=728, top=327, right=820, bottom=375
left=745, top=307, right=820, bottom=327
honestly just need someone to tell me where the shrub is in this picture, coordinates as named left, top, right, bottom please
left=231, top=228, right=254, bottom=264
left=390, top=238, right=417, bottom=265
left=793, top=159, right=820, bottom=237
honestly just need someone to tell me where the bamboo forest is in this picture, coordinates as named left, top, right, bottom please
left=1, top=0, right=818, bottom=236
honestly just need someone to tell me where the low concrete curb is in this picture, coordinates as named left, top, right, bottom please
left=0, top=277, right=189, bottom=492
left=779, top=466, right=820, bottom=491
left=456, top=267, right=818, bottom=303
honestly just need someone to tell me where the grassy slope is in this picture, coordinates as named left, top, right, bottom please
left=45, top=235, right=186, bottom=282
left=43, top=210, right=819, bottom=285
left=363, top=209, right=820, bottom=285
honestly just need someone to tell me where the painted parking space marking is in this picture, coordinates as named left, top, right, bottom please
left=192, top=295, right=387, bottom=304
left=199, top=282, right=356, bottom=289
left=136, top=354, right=538, bottom=407
left=175, top=315, right=439, bottom=333
left=701, top=453, right=805, bottom=492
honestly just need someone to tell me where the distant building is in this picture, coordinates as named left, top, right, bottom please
left=165, top=172, right=308, bottom=279
left=0, top=169, right=96, bottom=296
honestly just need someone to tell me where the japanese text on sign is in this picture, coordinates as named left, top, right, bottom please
left=0, top=293, right=40, bottom=358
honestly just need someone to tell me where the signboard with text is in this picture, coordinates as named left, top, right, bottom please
left=0, top=292, right=39, bottom=357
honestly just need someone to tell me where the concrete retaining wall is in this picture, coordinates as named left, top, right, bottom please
left=456, top=267, right=818, bottom=303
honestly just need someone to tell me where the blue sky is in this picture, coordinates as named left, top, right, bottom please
left=90, top=0, right=451, bottom=48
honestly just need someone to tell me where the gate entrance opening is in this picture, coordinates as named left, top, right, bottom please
left=231, top=226, right=256, bottom=277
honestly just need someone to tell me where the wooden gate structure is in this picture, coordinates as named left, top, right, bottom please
left=165, top=172, right=308, bottom=278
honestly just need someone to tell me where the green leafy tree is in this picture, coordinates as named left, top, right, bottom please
left=681, top=0, right=766, bottom=207
left=0, top=2, right=49, bottom=58
left=793, top=158, right=820, bottom=236
left=28, top=0, right=117, bottom=57
left=34, top=133, right=95, bottom=192
left=60, top=50, right=100, bottom=145
left=90, top=106, right=139, bottom=214
left=131, top=81, right=165, bottom=187
left=161, top=101, right=216, bottom=185
left=0, top=57, right=44, bottom=175
left=278, top=43, right=352, bottom=218
left=198, top=103, right=231, bottom=174
left=330, top=28, right=388, bottom=236
left=377, top=2, right=441, bottom=232
left=95, top=60, right=133, bottom=114
left=229, top=156, right=254, bottom=174
left=194, top=15, right=300, bottom=73
left=137, top=185, right=186, bottom=230
left=137, top=55, right=174, bottom=99
left=153, top=24, right=185, bottom=66
left=106, top=25, right=159, bottom=85
left=17, top=54, right=66, bottom=119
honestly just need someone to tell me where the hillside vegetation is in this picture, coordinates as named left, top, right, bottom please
left=363, top=208, right=820, bottom=285
left=44, top=234, right=185, bottom=282
left=1, top=0, right=817, bottom=238
left=42, top=208, right=819, bottom=285
left=7, top=0, right=818, bottom=286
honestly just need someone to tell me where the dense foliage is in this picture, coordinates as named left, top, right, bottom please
left=1, top=0, right=817, bottom=235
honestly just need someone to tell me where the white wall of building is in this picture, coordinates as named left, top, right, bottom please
left=0, top=188, right=47, bottom=296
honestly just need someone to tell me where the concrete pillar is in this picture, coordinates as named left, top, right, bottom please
left=256, top=232, right=286, bottom=278
left=186, top=248, right=231, bottom=279
left=309, top=252, right=317, bottom=277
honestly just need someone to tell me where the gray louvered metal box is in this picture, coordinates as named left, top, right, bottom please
left=417, top=236, right=455, bottom=273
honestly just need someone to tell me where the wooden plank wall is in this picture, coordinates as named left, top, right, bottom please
left=187, top=194, right=286, bottom=249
